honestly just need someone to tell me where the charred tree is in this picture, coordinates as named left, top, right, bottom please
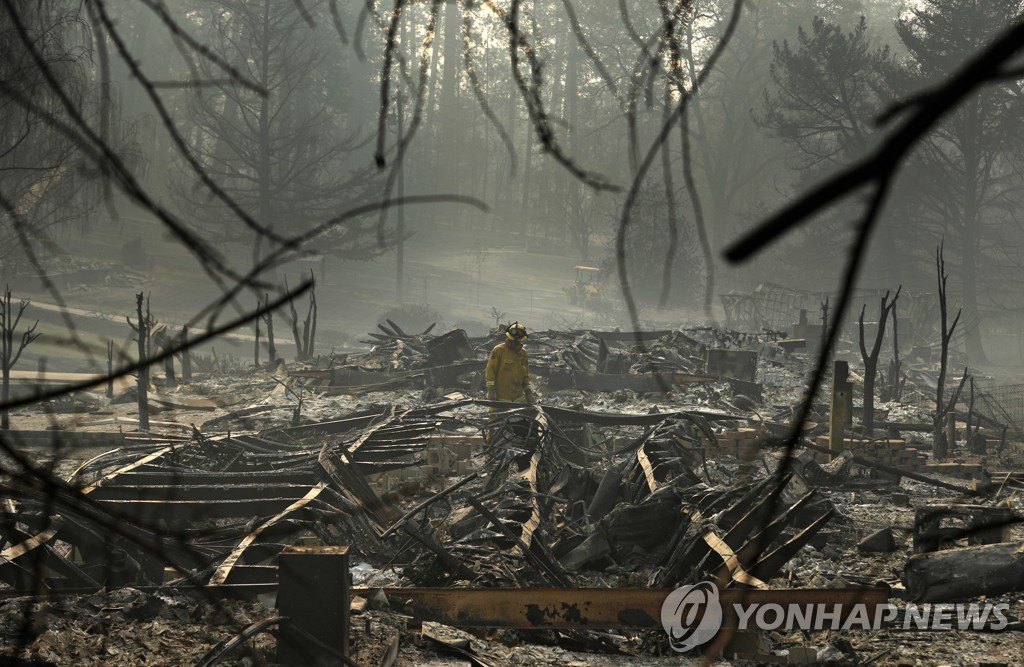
left=934, top=245, right=962, bottom=460
left=885, top=303, right=904, bottom=402
left=0, top=287, right=40, bottom=430
left=302, top=270, right=317, bottom=358
left=858, top=286, right=900, bottom=434
left=180, top=326, right=192, bottom=383
left=937, top=366, right=970, bottom=457
left=106, top=341, right=114, bottom=399
left=287, top=280, right=303, bottom=360
left=254, top=299, right=261, bottom=368
left=820, top=297, right=830, bottom=353
left=163, top=331, right=176, bottom=389
left=262, top=293, right=277, bottom=367
left=127, top=292, right=150, bottom=431
left=286, top=273, right=318, bottom=360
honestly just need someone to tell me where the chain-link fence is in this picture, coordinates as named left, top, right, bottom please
left=720, top=282, right=980, bottom=353
left=962, top=384, right=1024, bottom=440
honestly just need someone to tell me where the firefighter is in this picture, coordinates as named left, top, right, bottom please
left=485, top=322, right=534, bottom=403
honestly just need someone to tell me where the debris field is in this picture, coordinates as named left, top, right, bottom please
left=1, top=318, right=1023, bottom=666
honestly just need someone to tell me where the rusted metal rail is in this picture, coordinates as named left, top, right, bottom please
left=360, top=587, right=889, bottom=630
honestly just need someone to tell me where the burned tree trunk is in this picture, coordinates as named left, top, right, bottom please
left=254, top=299, right=261, bottom=367
left=106, top=340, right=114, bottom=398
left=286, top=278, right=304, bottom=360
left=820, top=297, right=830, bottom=353
left=133, top=292, right=149, bottom=431
left=284, top=275, right=318, bottom=360
left=906, top=540, right=1024, bottom=602
left=934, top=245, right=961, bottom=460
left=303, top=270, right=317, bottom=357
left=858, top=287, right=900, bottom=434
left=180, top=325, right=192, bottom=383
left=262, top=293, right=277, bottom=367
left=886, top=303, right=904, bottom=402
left=163, top=345, right=176, bottom=389
left=0, top=287, right=40, bottom=430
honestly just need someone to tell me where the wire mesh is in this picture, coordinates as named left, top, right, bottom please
left=963, top=384, right=1024, bottom=440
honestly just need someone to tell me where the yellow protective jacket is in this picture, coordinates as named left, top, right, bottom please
left=485, top=342, right=530, bottom=402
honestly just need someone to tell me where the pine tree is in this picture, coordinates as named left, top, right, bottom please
left=887, top=0, right=1024, bottom=362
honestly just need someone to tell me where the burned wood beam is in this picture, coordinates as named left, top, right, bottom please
left=462, top=493, right=571, bottom=587
left=625, top=422, right=707, bottom=501
left=830, top=360, right=853, bottom=457
left=750, top=508, right=835, bottom=583
left=713, top=475, right=787, bottom=530
left=0, top=445, right=181, bottom=585
left=635, top=441, right=660, bottom=496
left=682, top=478, right=810, bottom=586
left=712, top=492, right=823, bottom=588
left=704, top=531, right=769, bottom=588
left=1, top=484, right=214, bottom=588
left=738, top=491, right=818, bottom=557
left=87, top=483, right=316, bottom=502
left=712, top=497, right=811, bottom=584
left=0, top=522, right=100, bottom=590
left=519, top=448, right=543, bottom=551
left=913, top=503, right=1016, bottom=554
left=201, top=405, right=274, bottom=430
left=105, top=470, right=315, bottom=486
left=328, top=369, right=422, bottom=389
left=718, top=481, right=793, bottom=548
left=319, top=447, right=398, bottom=530
left=798, top=441, right=983, bottom=496
left=207, top=483, right=330, bottom=586
left=92, top=497, right=313, bottom=524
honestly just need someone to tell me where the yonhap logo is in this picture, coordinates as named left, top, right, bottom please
left=660, top=581, right=1009, bottom=652
left=660, top=581, right=723, bottom=652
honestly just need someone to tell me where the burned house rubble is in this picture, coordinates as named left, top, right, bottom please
left=1, top=321, right=1023, bottom=666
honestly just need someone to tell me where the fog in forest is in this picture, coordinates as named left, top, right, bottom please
left=4, top=0, right=1024, bottom=373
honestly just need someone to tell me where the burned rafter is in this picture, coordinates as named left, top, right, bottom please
left=207, top=483, right=334, bottom=586
left=0, top=511, right=101, bottom=590
left=0, top=444, right=185, bottom=590
left=628, top=473, right=838, bottom=589
left=624, top=417, right=710, bottom=501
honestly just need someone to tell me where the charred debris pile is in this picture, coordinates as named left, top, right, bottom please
left=1, top=320, right=1023, bottom=662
